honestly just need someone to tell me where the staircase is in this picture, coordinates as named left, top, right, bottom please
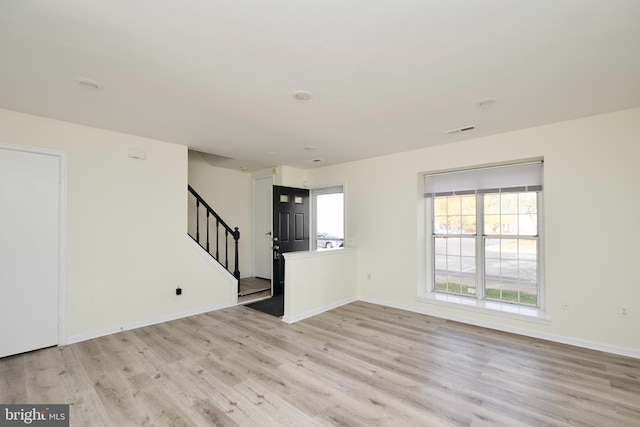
left=188, top=185, right=240, bottom=287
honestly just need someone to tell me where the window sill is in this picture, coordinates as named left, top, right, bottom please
left=416, top=292, right=551, bottom=324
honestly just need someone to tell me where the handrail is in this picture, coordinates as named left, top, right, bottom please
left=188, top=185, right=237, bottom=235
left=188, top=185, right=240, bottom=283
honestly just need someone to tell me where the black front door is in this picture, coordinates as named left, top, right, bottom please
left=272, top=185, right=310, bottom=296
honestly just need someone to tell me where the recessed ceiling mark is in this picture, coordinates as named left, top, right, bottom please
left=304, top=146, right=316, bottom=151
left=305, top=158, right=323, bottom=163
left=75, top=78, right=103, bottom=90
left=292, top=90, right=312, bottom=101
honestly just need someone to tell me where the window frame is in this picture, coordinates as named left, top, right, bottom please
left=420, top=162, right=547, bottom=321
left=311, top=185, right=345, bottom=251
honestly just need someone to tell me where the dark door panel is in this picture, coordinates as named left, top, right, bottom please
left=278, top=212, right=291, bottom=242
left=294, top=213, right=305, bottom=241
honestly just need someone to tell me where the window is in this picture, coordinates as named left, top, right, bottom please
left=425, top=162, right=543, bottom=309
left=312, top=186, right=344, bottom=250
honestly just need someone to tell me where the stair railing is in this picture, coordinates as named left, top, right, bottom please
left=188, top=185, right=240, bottom=282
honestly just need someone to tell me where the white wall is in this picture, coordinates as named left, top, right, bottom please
left=0, top=108, right=237, bottom=342
left=282, top=248, right=358, bottom=324
left=279, top=165, right=308, bottom=188
left=252, top=165, right=307, bottom=189
left=3, top=106, right=638, bottom=356
left=306, top=108, right=640, bottom=357
left=188, top=151, right=252, bottom=278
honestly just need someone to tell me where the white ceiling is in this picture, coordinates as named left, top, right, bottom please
left=1, top=0, right=639, bottom=171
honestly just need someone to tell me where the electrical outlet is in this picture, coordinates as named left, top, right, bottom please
left=620, top=305, right=630, bottom=319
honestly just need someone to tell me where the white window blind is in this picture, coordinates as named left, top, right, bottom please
left=424, top=162, right=542, bottom=197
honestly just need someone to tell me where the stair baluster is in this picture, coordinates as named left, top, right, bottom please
left=188, top=185, right=240, bottom=284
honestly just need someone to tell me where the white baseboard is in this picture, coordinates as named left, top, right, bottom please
left=63, top=292, right=638, bottom=360
left=64, top=302, right=236, bottom=345
left=282, top=297, right=358, bottom=324
left=358, top=296, right=640, bottom=360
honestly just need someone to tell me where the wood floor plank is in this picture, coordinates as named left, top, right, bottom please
left=1, top=301, right=639, bottom=426
left=0, top=352, right=27, bottom=403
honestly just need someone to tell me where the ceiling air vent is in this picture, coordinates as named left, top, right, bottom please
left=444, top=125, right=476, bottom=135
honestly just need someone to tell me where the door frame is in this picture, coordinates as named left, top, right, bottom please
left=252, top=173, right=274, bottom=287
left=0, top=141, right=68, bottom=347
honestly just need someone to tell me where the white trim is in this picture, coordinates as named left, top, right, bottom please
left=251, top=174, right=274, bottom=281
left=537, top=187, right=546, bottom=312
left=0, top=141, right=68, bottom=346
left=415, top=293, right=551, bottom=324
left=65, top=290, right=638, bottom=358
left=65, top=301, right=236, bottom=345
left=58, top=151, right=68, bottom=345
left=281, top=296, right=357, bottom=324
left=359, top=296, right=640, bottom=359
left=282, top=246, right=357, bottom=260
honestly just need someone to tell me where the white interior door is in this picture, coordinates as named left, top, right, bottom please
left=0, top=146, right=60, bottom=358
left=252, top=176, right=272, bottom=280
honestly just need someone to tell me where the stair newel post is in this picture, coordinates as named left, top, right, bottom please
left=233, top=227, right=240, bottom=282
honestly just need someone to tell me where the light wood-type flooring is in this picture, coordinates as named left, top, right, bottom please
left=1, top=301, right=639, bottom=426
